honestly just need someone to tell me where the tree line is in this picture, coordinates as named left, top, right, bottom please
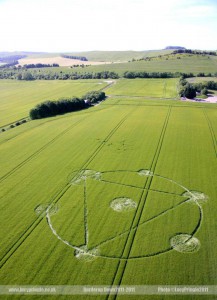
left=193, top=81, right=217, bottom=95
left=0, top=70, right=120, bottom=80
left=172, top=49, right=216, bottom=56
left=21, top=63, right=59, bottom=69
left=29, top=91, right=106, bottom=119
left=0, top=68, right=216, bottom=81
left=61, top=54, right=88, bottom=61
left=123, top=71, right=216, bottom=79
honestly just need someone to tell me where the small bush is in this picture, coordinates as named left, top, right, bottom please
left=82, top=91, right=106, bottom=104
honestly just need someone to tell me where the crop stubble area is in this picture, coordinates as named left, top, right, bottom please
left=0, top=78, right=216, bottom=300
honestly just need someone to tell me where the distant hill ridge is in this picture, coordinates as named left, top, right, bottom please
left=165, top=46, right=186, bottom=50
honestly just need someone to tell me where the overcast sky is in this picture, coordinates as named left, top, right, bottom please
left=0, top=0, right=216, bottom=52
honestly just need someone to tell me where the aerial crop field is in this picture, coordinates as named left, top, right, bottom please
left=0, top=78, right=216, bottom=300
left=0, top=80, right=108, bottom=127
left=106, top=78, right=178, bottom=98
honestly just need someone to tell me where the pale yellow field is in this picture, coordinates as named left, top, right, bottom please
left=18, top=56, right=112, bottom=66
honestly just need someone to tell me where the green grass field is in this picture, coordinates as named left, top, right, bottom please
left=68, top=55, right=217, bottom=75
left=0, top=78, right=216, bottom=300
left=0, top=80, right=108, bottom=127
left=106, top=78, right=178, bottom=98
left=60, top=50, right=173, bottom=62
left=26, top=54, right=217, bottom=78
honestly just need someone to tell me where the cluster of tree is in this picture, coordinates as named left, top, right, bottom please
left=18, top=71, right=118, bottom=80
left=82, top=91, right=105, bottom=104
left=178, top=77, right=217, bottom=99
left=61, top=54, right=88, bottom=61
left=22, top=63, right=59, bottom=68
left=123, top=71, right=177, bottom=78
left=30, top=98, right=86, bottom=119
left=172, top=49, right=216, bottom=56
left=29, top=91, right=106, bottom=119
left=71, top=71, right=119, bottom=79
left=192, top=81, right=217, bottom=95
left=70, top=64, right=90, bottom=68
left=123, top=71, right=217, bottom=79
left=178, top=77, right=196, bottom=99
left=17, top=72, right=34, bottom=80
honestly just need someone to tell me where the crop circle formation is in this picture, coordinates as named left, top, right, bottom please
left=37, top=169, right=207, bottom=261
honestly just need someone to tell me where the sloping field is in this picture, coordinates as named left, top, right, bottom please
left=0, top=80, right=216, bottom=299
left=0, top=80, right=108, bottom=127
left=71, top=55, right=217, bottom=75
left=61, top=50, right=173, bottom=62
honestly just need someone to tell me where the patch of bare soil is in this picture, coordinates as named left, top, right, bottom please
left=18, top=56, right=113, bottom=67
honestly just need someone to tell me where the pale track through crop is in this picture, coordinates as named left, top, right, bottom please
left=102, top=102, right=207, bottom=109
left=100, top=176, right=184, bottom=197
left=106, top=106, right=172, bottom=300
left=107, top=95, right=177, bottom=100
left=83, top=179, right=89, bottom=245
left=202, top=108, right=217, bottom=157
left=163, top=80, right=167, bottom=98
left=0, top=109, right=132, bottom=269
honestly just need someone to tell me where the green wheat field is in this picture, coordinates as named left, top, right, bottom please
left=0, top=77, right=216, bottom=300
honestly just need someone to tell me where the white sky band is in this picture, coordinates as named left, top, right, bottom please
left=0, top=0, right=216, bottom=52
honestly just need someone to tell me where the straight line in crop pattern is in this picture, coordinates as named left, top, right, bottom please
left=202, top=108, right=217, bottom=157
